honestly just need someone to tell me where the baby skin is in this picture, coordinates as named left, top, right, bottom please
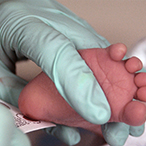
left=19, top=43, right=146, bottom=135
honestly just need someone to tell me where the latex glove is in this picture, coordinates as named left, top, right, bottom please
left=0, top=61, right=81, bottom=145
left=0, top=104, right=30, bottom=146
left=0, top=0, right=110, bottom=145
left=0, top=0, right=111, bottom=125
left=102, top=123, right=145, bottom=146
left=0, top=61, right=31, bottom=145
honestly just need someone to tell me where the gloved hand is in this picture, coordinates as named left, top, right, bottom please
left=0, top=0, right=111, bottom=124
left=0, top=103, right=30, bottom=146
left=0, top=0, right=144, bottom=145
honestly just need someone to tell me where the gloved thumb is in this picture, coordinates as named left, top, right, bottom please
left=101, top=122, right=130, bottom=146
left=0, top=104, right=30, bottom=146
left=46, top=125, right=81, bottom=146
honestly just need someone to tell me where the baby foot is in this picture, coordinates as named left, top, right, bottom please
left=78, top=43, right=146, bottom=126
left=18, top=43, right=146, bottom=135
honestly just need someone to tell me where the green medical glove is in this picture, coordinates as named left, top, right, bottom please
left=45, top=125, right=81, bottom=145
left=0, top=104, right=31, bottom=146
left=0, top=60, right=81, bottom=146
left=0, top=0, right=111, bottom=124
left=0, top=0, right=109, bottom=144
left=102, top=123, right=145, bottom=146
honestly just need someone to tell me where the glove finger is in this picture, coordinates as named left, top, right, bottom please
left=1, top=1, right=110, bottom=61
left=0, top=104, right=16, bottom=146
left=5, top=19, right=110, bottom=124
left=0, top=104, right=31, bottom=146
left=129, top=124, right=145, bottom=137
left=51, top=0, right=110, bottom=48
left=7, top=0, right=109, bottom=49
left=0, top=61, right=27, bottom=107
left=101, top=122, right=130, bottom=146
left=27, top=0, right=111, bottom=49
left=45, top=125, right=81, bottom=146
left=39, top=10, right=110, bottom=49
left=11, top=128, right=31, bottom=146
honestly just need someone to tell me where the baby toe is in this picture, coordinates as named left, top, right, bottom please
left=125, top=57, right=142, bottom=73
left=108, top=43, right=127, bottom=61
left=135, top=72, right=146, bottom=87
left=121, top=101, right=146, bottom=126
left=136, top=86, right=146, bottom=102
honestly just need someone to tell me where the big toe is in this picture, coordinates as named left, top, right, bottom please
left=107, top=43, right=127, bottom=61
left=121, top=101, right=146, bottom=126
